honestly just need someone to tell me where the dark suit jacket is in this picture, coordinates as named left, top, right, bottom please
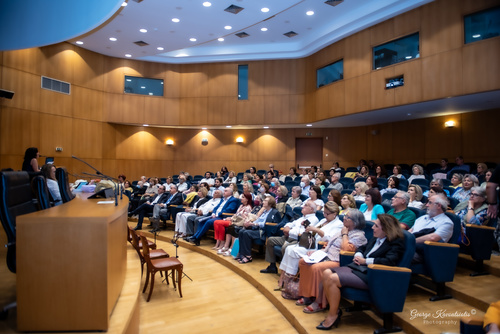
left=152, top=192, right=169, bottom=204
left=350, top=236, right=405, bottom=283
left=211, top=196, right=240, bottom=218
left=165, top=192, right=183, bottom=206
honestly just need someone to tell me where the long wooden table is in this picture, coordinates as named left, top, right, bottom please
left=16, top=193, right=129, bottom=332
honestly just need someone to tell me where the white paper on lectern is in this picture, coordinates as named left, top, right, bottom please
left=97, top=201, right=115, bottom=204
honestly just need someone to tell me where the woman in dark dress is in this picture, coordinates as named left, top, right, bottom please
left=317, top=214, right=405, bottom=330
left=22, top=147, right=40, bottom=172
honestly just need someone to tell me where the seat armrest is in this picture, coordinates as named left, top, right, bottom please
left=368, top=264, right=411, bottom=273
left=465, top=224, right=495, bottom=231
left=367, top=264, right=412, bottom=313
left=340, top=250, right=355, bottom=266
left=265, top=222, right=278, bottom=226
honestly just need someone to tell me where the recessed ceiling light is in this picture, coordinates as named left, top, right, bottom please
left=125, top=54, right=132, bottom=57
left=176, top=53, right=188, bottom=57
left=157, top=47, right=164, bottom=51
left=190, top=38, right=197, bottom=42
left=405, top=56, right=412, bottom=59
left=203, top=1, right=211, bottom=7
left=224, top=25, right=232, bottom=30
left=261, top=27, right=268, bottom=32
left=472, top=34, right=481, bottom=38
left=218, top=37, right=224, bottom=42
left=202, top=127, right=207, bottom=130
left=139, top=28, right=147, bottom=33
left=306, top=10, right=314, bottom=16
left=172, top=18, right=180, bottom=23
left=226, top=125, right=232, bottom=128
left=121, top=2, right=127, bottom=6
left=76, top=41, right=84, bottom=45
left=306, top=124, right=312, bottom=127
left=109, top=37, right=117, bottom=41
left=143, top=124, right=149, bottom=127
left=263, top=126, right=269, bottom=129
left=261, top=7, right=270, bottom=13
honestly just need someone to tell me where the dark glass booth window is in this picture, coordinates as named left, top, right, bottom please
left=464, top=6, right=500, bottom=44
left=373, top=33, right=419, bottom=70
left=124, top=76, right=164, bottom=96
left=317, top=59, right=344, bottom=88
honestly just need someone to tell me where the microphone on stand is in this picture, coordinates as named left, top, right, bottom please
left=72, top=155, right=119, bottom=206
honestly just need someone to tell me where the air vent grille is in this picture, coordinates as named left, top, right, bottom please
left=134, top=40, right=149, bottom=46
left=235, top=32, right=250, bottom=38
left=325, top=0, right=344, bottom=7
left=224, top=4, right=244, bottom=14
left=41, top=76, right=70, bottom=95
left=284, top=31, right=298, bottom=38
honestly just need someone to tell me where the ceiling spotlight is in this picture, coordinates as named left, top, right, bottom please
left=226, top=125, right=232, bottom=128
left=139, top=28, right=147, bottom=33
left=190, top=38, right=197, bottom=42
left=143, top=124, right=149, bottom=127
left=157, top=47, right=164, bottom=51
left=218, top=37, right=224, bottom=42
left=224, top=25, right=232, bottom=30
left=121, top=2, right=127, bottom=6
left=109, top=37, right=117, bottom=41
left=76, top=41, right=84, bottom=45
left=176, top=53, right=188, bottom=57
left=263, top=126, right=269, bottom=129
left=261, top=7, right=270, bottom=13
left=261, top=27, right=268, bottom=32
left=125, top=54, right=132, bottom=57
left=306, top=124, right=312, bottom=127
left=172, top=18, right=180, bottom=23
left=203, top=1, right=211, bottom=7
left=306, top=10, right=314, bottom=15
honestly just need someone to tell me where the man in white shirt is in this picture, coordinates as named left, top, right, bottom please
left=260, top=200, right=319, bottom=274
left=177, top=175, right=188, bottom=192
left=184, top=190, right=222, bottom=238
left=199, top=171, right=215, bottom=186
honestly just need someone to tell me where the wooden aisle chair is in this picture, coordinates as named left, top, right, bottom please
left=140, top=235, right=183, bottom=301
left=128, top=226, right=169, bottom=277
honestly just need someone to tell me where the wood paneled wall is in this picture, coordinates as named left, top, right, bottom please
left=1, top=0, right=499, bottom=180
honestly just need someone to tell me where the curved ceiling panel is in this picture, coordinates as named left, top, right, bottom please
left=0, top=0, right=123, bottom=51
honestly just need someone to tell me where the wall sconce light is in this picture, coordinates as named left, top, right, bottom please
left=201, top=138, right=208, bottom=146
left=166, top=139, right=174, bottom=146
left=444, top=121, right=456, bottom=128
left=236, top=136, right=244, bottom=143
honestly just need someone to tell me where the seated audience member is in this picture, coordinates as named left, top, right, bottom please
left=163, top=176, right=174, bottom=191
left=174, top=187, right=210, bottom=238
left=408, top=164, right=425, bottom=184
left=390, top=165, right=406, bottom=180
left=340, top=194, right=356, bottom=215
left=224, top=170, right=237, bottom=184
left=249, top=166, right=257, bottom=179
left=297, top=209, right=367, bottom=313
left=240, top=173, right=253, bottom=186
left=213, top=193, right=253, bottom=251
left=286, top=186, right=303, bottom=209
left=316, top=172, right=328, bottom=192
left=359, top=188, right=384, bottom=221
left=229, top=183, right=239, bottom=198
left=143, top=177, right=159, bottom=198
left=117, top=174, right=126, bottom=189
left=149, top=185, right=184, bottom=232
left=476, top=163, right=488, bottom=184
left=183, top=184, right=199, bottom=204
left=275, top=185, right=289, bottom=204
left=306, top=186, right=324, bottom=211
left=200, top=171, right=215, bottom=186
left=187, top=187, right=239, bottom=245
left=242, top=182, right=255, bottom=199
left=456, top=187, right=489, bottom=232
left=407, top=184, right=425, bottom=209
left=237, top=197, right=282, bottom=264
left=481, top=168, right=494, bottom=189
left=449, top=155, right=471, bottom=174
left=351, top=181, right=368, bottom=202
left=220, top=166, right=229, bottom=178
left=214, top=171, right=223, bottom=180
left=269, top=178, right=280, bottom=197
left=357, top=159, right=368, bottom=171
left=365, top=175, right=378, bottom=189
left=268, top=163, right=277, bottom=177
left=380, top=176, right=400, bottom=197
left=375, top=165, right=388, bottom=179
left=139, top=175, right=150, bottom=188
left=285, top=167, right=298, bottom=181
left=252, top=174, right=263, bottom=187
left=484, top=301, right=500, bottom=334
left=279, top=202, right=343, bottom=277
left=409, top=194, right=454, bottom=262
left=388, top=191, right=417, bottom=230
left=354, top=165, right=369, bottom=182
left=327, top=189, right=342, bottom=207
left=452, top=174, right=479, bottom=204
left=210, top=178, right=225, bottom=197
left=258, top=182, right=271, bottom=197
left=41, top=164, right=62, bottom=206
left=331, top=162, right=342, bottom=172
left=328, top=173, right=343, bottom=192
left=260, top=200, right=319, bottom=273
left=130, top=185, right=168, bottom=230
left=266, top=170, right=275, bottom=183
left=438, top=158, right=450, bottom=172
left=184, top=190, right=223, bottom=238
left=123, top=180, right=134, bottom=193
left=177, top=175, right=189, bottom=192
left=423, top=179, right=450, bottom=197
left=300, top=176, right=311, bottom=198
left=318, top=214, right=405, bottom=330
left=450, top=173, right=464, bottom=190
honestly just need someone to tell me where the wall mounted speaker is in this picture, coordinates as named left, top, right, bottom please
left=0, top=89, right=14, bottom=99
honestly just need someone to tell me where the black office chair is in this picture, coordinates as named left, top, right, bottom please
left=55, top=166, right=75, bottom=203
left=31, top=175, right=52, bottom=210
left=0, top=171, right=38, bottom=319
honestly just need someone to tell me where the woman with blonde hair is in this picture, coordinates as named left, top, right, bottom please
left=407, top=184, right=425, bottom=209
left=351, top=181, right=368, bottom=202
left=340, top=194, right=356, bottom=215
